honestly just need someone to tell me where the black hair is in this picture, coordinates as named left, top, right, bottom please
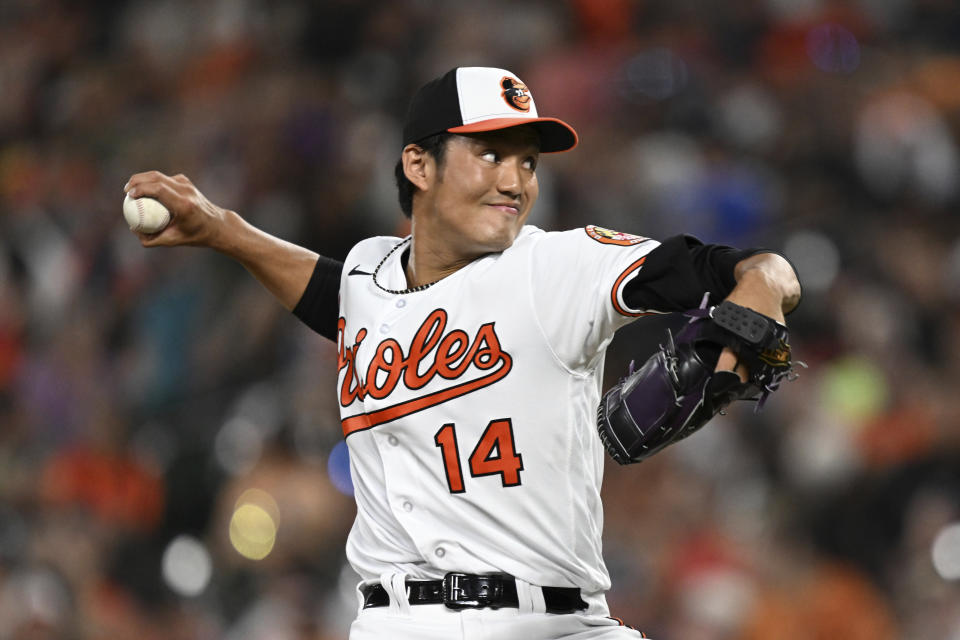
left=394, top=133, right=452, bottom=218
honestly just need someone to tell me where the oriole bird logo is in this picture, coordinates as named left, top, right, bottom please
left=501, top=77, right=531, bottom=112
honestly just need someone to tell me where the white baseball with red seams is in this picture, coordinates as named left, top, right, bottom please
left=123, top=193, right=171, bottom=234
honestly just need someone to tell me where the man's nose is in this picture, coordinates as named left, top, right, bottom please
left=496, top=158, right=523, bottom=197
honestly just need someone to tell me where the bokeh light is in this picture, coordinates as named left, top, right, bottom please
left=783, top=410, right=861, bottom=490
left=161, top=535, right=212, bottom=597
left=820, top=357, right=888, bottom=424
left=214, top=416, right=264, bottom=477
left=931, top=522, right=960, bottom=580
left=620, top=48, right=688, bottom=102
left=15, top=568, right=70, bottom=627
left=327, top=441, right=354, bottom=496
left=717, top=85, right=782, bottom=151
left=229, top=489, right=280, bottom=561
left=784, top=230, right=840, bottom=294
left=229, top=505, right=277, bottom=560
left=806, top=23, right=860, bottom=74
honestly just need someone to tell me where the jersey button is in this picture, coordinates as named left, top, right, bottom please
left=396, top=299, right=406, bottom=308
left=388, top=435, right=399, bottom=446
left=434, top=547, right=445, bottom=558
left=402, top=501, right=413, bottom=512
left=379, top=324, right=390, bottom=334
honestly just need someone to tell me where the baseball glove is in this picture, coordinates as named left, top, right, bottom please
left=597, top=299, right=799, bottom=465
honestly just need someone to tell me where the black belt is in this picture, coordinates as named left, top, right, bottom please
left=361, top=572, right=588, bottom=614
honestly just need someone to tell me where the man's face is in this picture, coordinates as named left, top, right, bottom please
left=415, top=127, right=540, bottom=258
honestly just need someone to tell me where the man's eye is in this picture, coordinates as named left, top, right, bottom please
left=481, top=151, right=498, bottom=162
left=524, top=158, right=537, bottom=170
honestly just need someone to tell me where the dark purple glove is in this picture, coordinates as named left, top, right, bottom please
left=597, top=300, right=798, bottom=465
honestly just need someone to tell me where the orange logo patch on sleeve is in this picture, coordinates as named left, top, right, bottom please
left=585, top=225, right=649, bottom=246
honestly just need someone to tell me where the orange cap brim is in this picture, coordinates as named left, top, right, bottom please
left=448, top=117, right=579, bottom=153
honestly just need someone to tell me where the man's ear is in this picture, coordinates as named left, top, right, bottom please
left=402, top=144, right=432, bottom=192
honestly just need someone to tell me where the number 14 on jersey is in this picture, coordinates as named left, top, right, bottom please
left=434, top=419, right=524, bottom=493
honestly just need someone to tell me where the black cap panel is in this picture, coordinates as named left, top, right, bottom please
left=401, top=69, right=462, bottom=146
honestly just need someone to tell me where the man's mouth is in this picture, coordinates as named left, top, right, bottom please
left=488, top=203, right=520, bottom=214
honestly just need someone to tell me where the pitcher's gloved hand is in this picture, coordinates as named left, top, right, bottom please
left=597, top=299, right=799, bottom=465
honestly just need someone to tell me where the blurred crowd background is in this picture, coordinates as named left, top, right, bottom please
left=2, top=0, right=960, bottom=638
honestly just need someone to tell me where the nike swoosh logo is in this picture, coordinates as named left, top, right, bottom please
left=341, top=355, right=513, bottom=437
left=348, top=266, right=372, bottom=276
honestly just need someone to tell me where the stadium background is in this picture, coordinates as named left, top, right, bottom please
left=1, top=0, right=959, bottom=637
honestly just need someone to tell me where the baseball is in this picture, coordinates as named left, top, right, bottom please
left=123, top=194, right=171, bottom=234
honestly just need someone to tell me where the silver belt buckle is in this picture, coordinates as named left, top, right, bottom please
left=442, top=572, right=498, bottom=609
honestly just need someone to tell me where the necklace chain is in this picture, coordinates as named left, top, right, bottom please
left=372, top=237, right=440, bottom=295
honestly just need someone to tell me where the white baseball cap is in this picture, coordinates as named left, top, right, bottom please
left=402, top=67, right=578, bottom=153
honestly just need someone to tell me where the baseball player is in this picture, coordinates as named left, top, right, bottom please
left=125, top=66, right=801, bottom=639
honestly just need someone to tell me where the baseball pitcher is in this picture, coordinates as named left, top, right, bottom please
left=124, top=66, right=801, bottom=639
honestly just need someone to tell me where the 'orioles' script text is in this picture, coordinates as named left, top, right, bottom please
left=337, top=309, right=513, bottom=436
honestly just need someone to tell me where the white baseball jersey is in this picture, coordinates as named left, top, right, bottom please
left=337, top=224, right=661, bottom=600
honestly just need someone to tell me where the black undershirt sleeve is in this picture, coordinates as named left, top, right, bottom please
left=292, top=256, right=343, bottom=342
left=622, top=234, right=787, bottom=313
